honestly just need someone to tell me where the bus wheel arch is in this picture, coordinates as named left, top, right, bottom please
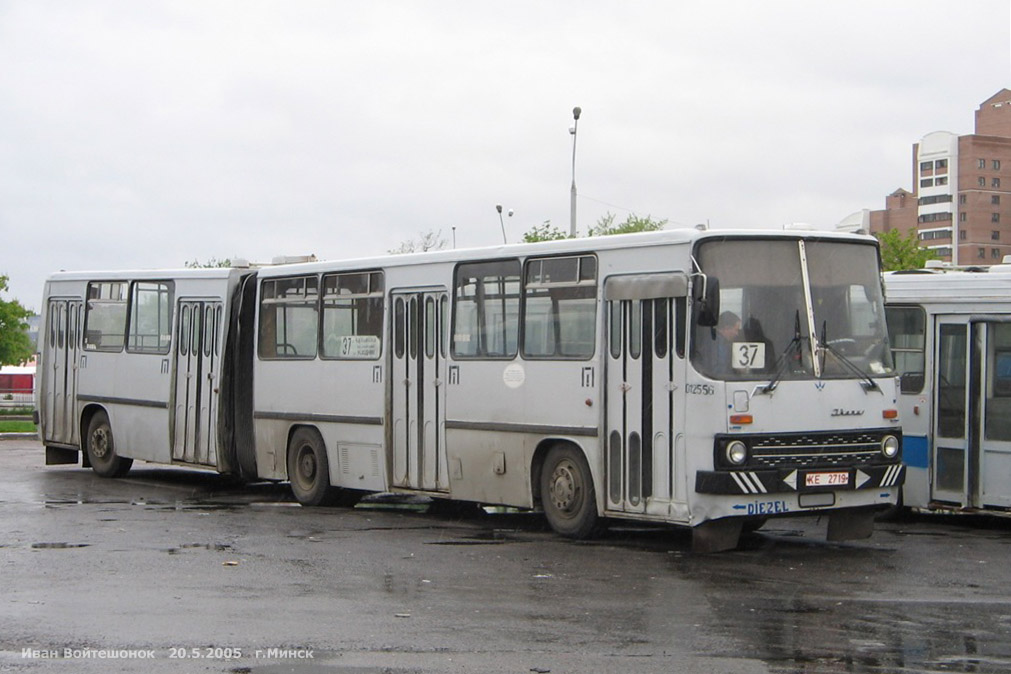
left=286, top=425, right=338, bottom=507
left=80, top=403, right=105, bottom=466
left=534, top=440, right=600, bottom=539
left=82, top=406, right=133, bottom=478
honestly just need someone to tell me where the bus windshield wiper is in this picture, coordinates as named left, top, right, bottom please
left=817, top=321, right=880, bottom=393
left=758, top=311, right=805, bottom=394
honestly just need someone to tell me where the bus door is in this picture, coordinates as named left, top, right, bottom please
left=605, top=296, right=680, bottom=514
left=391, top=289, right=449, bottom=492
left=43, top=298, right=82, bottom=445
left=936, top=318, right=1011, bottom=509
left=172, top=299, right=222, bottom=466
left=932, top=317, right=970, bottom=506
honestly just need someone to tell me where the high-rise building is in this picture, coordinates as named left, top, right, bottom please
left=857, top=89, right=1011, bottom=265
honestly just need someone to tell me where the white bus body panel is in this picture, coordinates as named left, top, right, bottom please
left=886, top=270, right=1011, bottom=513
left=39, top=270, right=240, bottom=469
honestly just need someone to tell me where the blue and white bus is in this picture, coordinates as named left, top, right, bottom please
left=886, top=263, right=1011, bottom=515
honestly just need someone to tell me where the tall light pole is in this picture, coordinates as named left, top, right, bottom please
left=569, top=106, right=581, bottom=237
left=496, top=204, right=512, bottom=244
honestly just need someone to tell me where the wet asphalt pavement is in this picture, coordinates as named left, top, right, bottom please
left=2, top=437, right=1011, bottom=673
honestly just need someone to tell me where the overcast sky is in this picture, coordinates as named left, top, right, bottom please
left=2, top=1, right=1010, bottom=310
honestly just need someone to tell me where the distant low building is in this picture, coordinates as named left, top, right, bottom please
left=859, top=89, right=1011, bottom=266
left=0, top=363, right=34, bottom=405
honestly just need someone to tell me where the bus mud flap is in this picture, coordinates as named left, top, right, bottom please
left=826, top=508, right=875, bottom=541
left=692, top=518, right=743, bottom=553
left=45, top=446, right=79, bottom=466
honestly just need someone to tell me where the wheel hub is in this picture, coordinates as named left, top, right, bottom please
left=549, top=462, right=578, bottom=513
left=298, top=448, right=317, bottom=482
left=92, top=428, right=109, bottom=459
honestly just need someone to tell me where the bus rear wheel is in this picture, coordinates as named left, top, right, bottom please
left=287, top=428, right=338, bottom=507
left=540, top=445, right=598, bottom=539
left=86, top=411, right=133, bottom=478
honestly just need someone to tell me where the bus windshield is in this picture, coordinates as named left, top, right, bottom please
left=692, top=238, right=893, bottom=381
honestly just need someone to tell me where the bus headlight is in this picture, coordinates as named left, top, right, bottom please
left=881, top=435, right=900, bottom=459
left=725, top=440, right=749, bottom=466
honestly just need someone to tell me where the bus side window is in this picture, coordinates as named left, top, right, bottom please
left=83, top=281, right=128, bottom=352
left=258, top=277, right=319, bottom=360
left=394, top=297, right=405, bottom=359
left=452, top=259, right=520, bottom=359
left=522, top=255, right=597, bottom=359
left=675, top=297, right=687, bottom=358
left=128, top=281, right=173, bottom=354
left=885, top=305, right=925, bottom=393
left=179, top=304, right=190, bottom=356
left=321, top=270, right=384, bottom=360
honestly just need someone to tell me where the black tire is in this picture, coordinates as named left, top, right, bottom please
left=540, top=444, right=598, bottom=538
left=287, top=428, right=338, bottom=506
left=85, top=411, right=133, bottom=478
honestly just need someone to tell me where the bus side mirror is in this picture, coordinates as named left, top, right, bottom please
left=694, top=276, right=720, bottom=327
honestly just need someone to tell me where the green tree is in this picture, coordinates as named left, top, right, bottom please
left=0, top=275, right=33, bottom=367
left=389, top=229, right=447, bottom=254
left=522, top=212, right=667, bottom=242
left=185, top=257, right=233, bottom=268
left=587, top=212, right=667, bottom=237
left=875, top=228, right=938, bottom=271
left=522, top=220, right=572, bottom=243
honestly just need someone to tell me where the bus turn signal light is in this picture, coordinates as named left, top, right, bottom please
left=729, top=414, right=753, bottom=425
left=883, top=409, right=899, bottom=420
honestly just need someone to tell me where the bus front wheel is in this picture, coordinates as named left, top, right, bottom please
left=540, top=445, right=598, bottom=539
left=287, top=428, right=338, bottom=507
left=86, top=411, right=133, bottom=478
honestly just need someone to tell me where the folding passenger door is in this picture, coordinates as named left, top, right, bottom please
left=391, top=289, right=449, bottom=492
left=172, top=299, right=222, bottom=466
left=43, top=298, right=82, bottom=445
left=973, top=321, right=1011, bottom=508
left=605, top=287, right=683, bottom=515
left=932, top=316, right=971, bottom=506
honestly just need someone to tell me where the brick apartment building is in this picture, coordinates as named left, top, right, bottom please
left=844, top=89, right=1011, bottom=266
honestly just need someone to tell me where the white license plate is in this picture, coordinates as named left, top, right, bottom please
left=805, top=471, right=850, bottom=487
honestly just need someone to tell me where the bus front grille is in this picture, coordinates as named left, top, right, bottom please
left=751, top=432, right=886, bottom=468
left=714, top=430, right=899, bottom=470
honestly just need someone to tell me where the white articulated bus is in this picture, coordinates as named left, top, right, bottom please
left=885, top=263, right=1011, bottom=515
left=38, top=229, right=903, bottom=551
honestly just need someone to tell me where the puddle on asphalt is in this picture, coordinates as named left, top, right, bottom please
left=164, top=542, right=232, bottom=554
left=42, top=495, right=296, bottom=513
left=426, top=529, right=528, bottom=546
left=674, top=541, right=1011, bottom=673
left=30, top=542, right=90, bottom=549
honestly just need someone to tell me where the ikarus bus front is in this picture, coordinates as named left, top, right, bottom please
left=681, top=235, right=903, bottom=550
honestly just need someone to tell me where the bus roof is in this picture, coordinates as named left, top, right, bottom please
left=252, top=227, right=877, bottom=279
left=45, top=267, right=241, bottom=284
left=42, top=227, right=876, bottom=282
left=885, top=269, right=1011, bottom=304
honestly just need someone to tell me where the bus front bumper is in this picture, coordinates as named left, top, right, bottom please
left=695, top=463, right=905, bottom=496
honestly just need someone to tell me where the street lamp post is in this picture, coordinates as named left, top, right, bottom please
left=496, top=204, right=513, bottom=244
left=569, top=106, right=581, bottom=237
